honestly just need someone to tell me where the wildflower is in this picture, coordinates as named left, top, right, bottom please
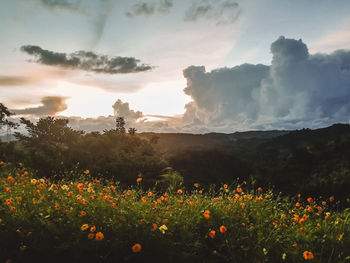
left=209, top=230, right=215, bottom=239
left=307, top=197, right=313, bottom=204
left=306, top=206, right=313, bottom=213
left=303, top=251, right=314, bottom=260
left=5, top=199, right=12, bottom=205
left=84, top=170, right=90, bottom=175
left=7, top=176, right=15, bottom=184
left=223, top=184, right=228, bottom=189
left=147, top=192, right=153, bottom=197
left=88, top=233, right=95, bottom=239
left=241, top=222, right=246, bottom=227
left=263, top=248, right=268, bottom=255
left=203, top=210, right=210, bottom=220
left=141, top=196, right=147, bottom=202
left=90, top=195, right=95, bottom=200
left=321, top=201, right=326, bottom=206
left=81, top=224, right=89, bottom=231
left=61, top=185, right=69, bottom=191
left=236, top=187, right=242, bottom=193
left=282, top=253, right=287, bottom=260
left=199, top=190, right=203, bottom=194
left=55, top=203, right=60, bottom=210
left=77, top=183, right=84, bottom=191
left=79, top=211, right=86, bottom=217
left=257, top=187, right=262, bottom=192
left=296, top=202, right=301, bottom=207
left=162, top=219, right=169, bottom=224
left=10, top=206, right=16, bottom=212
left=329, top=196, right=334, bottom=202
left=136, top=178, right=142, bottom=183
left=0, top=161, right=4, bottom=165
left=220, top=225, right=227, bottom=233
left=110, top=185, right=116, bottom=191
left=95, top=232, right=104, bottom=241
left=151, top=223, right=157, bottom=231
left=132, top=243, right=142, bottom=253
left=159, top=224, right=168, bottom=234
left=67, top=191, right=73, bottom=197
left=177, top=189, right=183, bottom=195
left=281, top=214, right=286, bottom=219
left=257, top=196, right=263, bottom=201
left=4, top=187, right=10, bottom=192
left=194, top=183, right=199, bottom=188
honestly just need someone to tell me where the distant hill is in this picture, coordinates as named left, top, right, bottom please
left=140, top=130, right=290, bottom=156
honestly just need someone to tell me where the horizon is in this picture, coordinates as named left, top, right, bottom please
left=1, top=0, right=350, bottom=133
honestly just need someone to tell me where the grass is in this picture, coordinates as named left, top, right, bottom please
left=0, top=161, right=349, bottom=263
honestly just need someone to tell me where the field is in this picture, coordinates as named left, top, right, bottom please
left=0, top=162, right=349, bottom=263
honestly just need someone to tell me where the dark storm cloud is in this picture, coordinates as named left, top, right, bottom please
left=20, top=45, right=153, bottom=74
left=184, top=0, right=240, bottom=25
left=12, top=96, right=68, bottom=116
left=126, top=0, right=173, bottom=17
left=182, top=36, right=350, bottom=131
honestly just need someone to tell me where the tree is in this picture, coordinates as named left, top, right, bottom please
left=14, top=117, right=84, bottom=177
left=0, top=103, right=18, bottom=136
left=115, top=117, right=126, bottom=134
left=128, top=127, right=137, bottom=135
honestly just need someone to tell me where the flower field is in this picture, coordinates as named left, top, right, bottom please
left=0, top=162, right=349, bottom=263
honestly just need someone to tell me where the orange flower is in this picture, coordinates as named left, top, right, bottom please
left=220, top=225, right=227, bottom=233
left=10, top=206, right=16, bottom=212
left=257, top=196, right=263, bottom=201
left=296, top=202, right=301, bottom=207
left=141, top=196, right=147, bottom=202
left=110, top=185, right=116, bottom=191
left=321, top=201, right=326, bottom=206
left=95, top=232, right=104, bottom=241
left=223, top=184, right=228, bottom=189
left=199, top=190, right=203, bottom=194
left=147, top=192, right=153, bottom=197
left=209, top=230, right=215, bottom=239
left=79, top=211, right=86, bottom=217
left=151, top=223, right=157, bottom=231
left=303, top=251, right=314, bottom=260
left=90, top=226, right=96, bottom=232
left=236, top=187, right=242, bottom=193
left=329, top=196, right=334, bottom=202
left=7, top=176, right=15, bottom=184
left=77, top=183, right=84, bottom=191
left=306, top=206, right=313, bottom=213
left=136, top=178, right=142, bottom=183
left=90, top=195, right=95, bottom=200
left=88, top=233, right=95, bottom=239
left=307, top=197, right=313, bottom=204
left=83, top=170, right=90, bottom=175
left=0, top=161, right=4, bottom=165
left=203, top=210, right=210, bottom=220
left=177, top=189, right=183, bottom=195
left=54, top=203, right=60, bottom=210
left=4, top=187, right=10, bottom=192
left=194, top=183, right=199, bottom=188
left=5, top=199, right=12, bottom=205
left=257, top=187, right=262, bottom=192
left=132, top=243, right=142, bottom=253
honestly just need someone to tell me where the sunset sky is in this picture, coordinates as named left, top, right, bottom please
left=1, top=0, right=350, bottom=133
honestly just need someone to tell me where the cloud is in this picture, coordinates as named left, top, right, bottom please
left=39, top=0, right=83, bottom=12
left=126, top=0, right=173, bottom=17
left=112, top=99, right=143, bottom=121
left=20, top=45, right=153, bottom=74
left=182, top=36, right=350, bottom=131
left=184, top=0, right=240, bottom=25
left=12, top=96, right=68, bottom=116
left=0, top=76, right=33, bottom=86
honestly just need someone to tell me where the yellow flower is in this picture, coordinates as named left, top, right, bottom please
left=81, top=224, right=89, bottom=231
left=282, top=253, right=287, bottom=260
left=263, top=248, right=268, bottom=255
left=61, top=185, right=69, bottom=191
left=159, top=224, right=168, bottom=234
left=31, top=179, right=37, bottom=185
left=84, top=170, right=90, bottom=175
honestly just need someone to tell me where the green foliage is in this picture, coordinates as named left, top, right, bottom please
left=157, top=167, right=184, bottom=192
left=0, top=163, right=349, bottom=263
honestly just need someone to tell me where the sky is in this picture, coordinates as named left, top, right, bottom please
left=1, top=0, right=350, bottom=133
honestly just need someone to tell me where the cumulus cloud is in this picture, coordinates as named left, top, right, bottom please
left=182, top=36, right=350, bottom=131
left=126, top=0, right=173, bottom=17
left=20, top=45, right=153, bottom=74
left=12, top=96, right=68, bottom=116
left=112, top=99, right=143, bottom=121
left=184, top=0, right=240, bottom=25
